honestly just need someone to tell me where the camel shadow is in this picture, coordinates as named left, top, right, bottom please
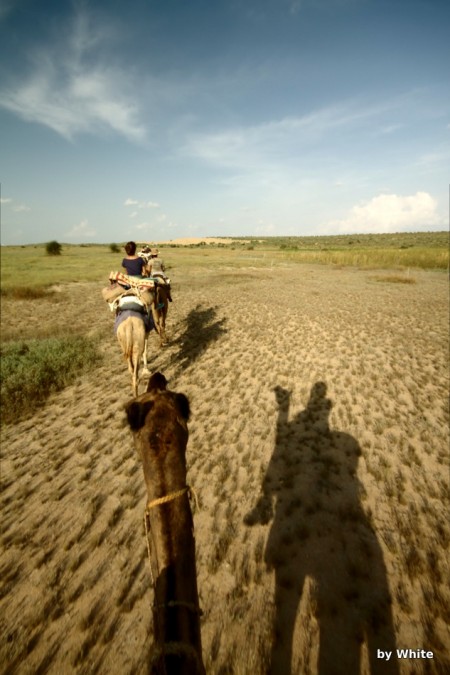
left=172, top=305, right=227, bottom=374
left=245, top=383, right=399, bottom=675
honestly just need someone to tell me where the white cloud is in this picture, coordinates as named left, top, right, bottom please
left=322, top=192, right=444, bottom=234
left=1, top=197, right=30, bottom=211
left=66, top=219, right=96, bottom=239
left=124, top=199, right=160, bottom=209
left=183, top=98, right=403, bottom=172
left=415, top=150, right=450, bottom=171
left=129, top=211, right=138, bottom=218
left=0, top=9, right=146, bottom=142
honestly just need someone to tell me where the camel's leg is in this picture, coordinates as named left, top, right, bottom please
left=151, top=308, right=163, bottom=345
left=151, top=306, right=159, bottom=336
left=151, top=294, right=168, bottom=347
left=132, top=347, right=141, bottom=397
left=159, top=318, right=167, bottom=346
left=127, top=355, right=137, bottom=396
left=131, top=327, right=144, bottom=397
left=142, top=336, right=150, bottom=377
left=127, top=356, right=134, bottom=375
left=159, top=307, right=168, bottom=346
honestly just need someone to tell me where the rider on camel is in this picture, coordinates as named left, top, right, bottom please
left=147, top=248, right=172, bottom=302
left=122, top=241, right=147, bottom=277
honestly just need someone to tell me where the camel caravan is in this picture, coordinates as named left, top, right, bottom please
left=125, top=373, right=205, bottom=674
left=102, top=243, right=172, bottom=396
left=103, top=245, right=205, bottom=672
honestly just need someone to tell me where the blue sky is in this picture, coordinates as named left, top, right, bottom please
left=0, top=0, right=449, bottom=244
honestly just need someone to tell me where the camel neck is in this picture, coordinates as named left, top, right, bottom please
left=146, top=496, right=204, bottom=674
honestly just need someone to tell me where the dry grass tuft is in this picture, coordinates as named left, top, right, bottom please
left=0, top=285, right=57, bottom=300
left=370, top=274, right=417, bottom=284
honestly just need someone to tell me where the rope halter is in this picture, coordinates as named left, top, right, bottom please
left=146, top=485, right=199, bottom=512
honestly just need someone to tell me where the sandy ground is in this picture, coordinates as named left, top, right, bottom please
left=1, top=263, right=449, bottom=674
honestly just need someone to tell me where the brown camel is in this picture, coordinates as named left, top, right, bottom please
left=151, top=284, right=169, bottom=346
left=125, top=373, right=205, bottom=675
left=117, top=315, right=150, bottom=397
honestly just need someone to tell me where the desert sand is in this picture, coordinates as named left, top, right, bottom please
left=1, top=262, right=449, bottom=674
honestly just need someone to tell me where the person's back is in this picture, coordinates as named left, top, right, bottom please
left=148, top=248, right=172, bottom=302
left=122, top=241, right=146, bottom=277
left=120, top=241, right=153, bottom=310
left=122, top=256, right=146, bottom=276
left=148, top=249, right=165, bottom=278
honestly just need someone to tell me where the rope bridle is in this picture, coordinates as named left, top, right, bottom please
left=147, top=486, right=189, bottom=510
left=146, top=485, right=199, bottom=512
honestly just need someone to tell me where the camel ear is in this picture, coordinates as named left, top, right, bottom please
left=126, top=400, right=154, bottom=431
left=147, top=372, right=167, bottom=393
left=174, top=393, right=190, bottom=421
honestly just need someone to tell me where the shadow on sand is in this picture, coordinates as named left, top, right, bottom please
left=245, top=383, right=399, bottom=675
left=172, top=305, right=227, bottom=375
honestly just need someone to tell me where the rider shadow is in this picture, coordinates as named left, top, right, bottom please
left=172, top=305, right=227, bottom=375
left=244, top=383, right=399, bottom=675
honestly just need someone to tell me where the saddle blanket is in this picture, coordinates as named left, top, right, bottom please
left=109, top=271, right=156, bottom=290
left=114, top=310, right=155, bottom=335
left=117, top=295, right=146, bottom=312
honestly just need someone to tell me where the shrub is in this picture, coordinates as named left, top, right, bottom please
left=109, top=243, right=120, bottom=253
left=0, top=336, right=101, bottom=424
left=46, top=240, right=62, bottom=256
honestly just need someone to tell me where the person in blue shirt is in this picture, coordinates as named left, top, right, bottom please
left=122, top=241, right=147, bottom=277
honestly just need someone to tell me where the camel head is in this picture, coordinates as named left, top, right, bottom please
left=125, top=372, right=191, bottom=497
left=125, top=373, right=190, bottom=432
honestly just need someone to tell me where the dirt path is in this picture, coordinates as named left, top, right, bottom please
left=1, top=264, right=449, bottom=674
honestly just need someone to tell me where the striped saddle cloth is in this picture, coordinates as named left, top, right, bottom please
left=109, top=271, right=156, bottom=290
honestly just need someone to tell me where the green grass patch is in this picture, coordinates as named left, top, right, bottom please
left=0, top=336, right=102, bottom=424
left=271, top=246, right=448, bottom=270
left=0, top=244, right=124, bottom=291
left=0, top=232, right=448, bottom=293
left=239, top=230, right=449, bottom=251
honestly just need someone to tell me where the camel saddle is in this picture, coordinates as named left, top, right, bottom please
left=109, top=271, right=156, bottom=290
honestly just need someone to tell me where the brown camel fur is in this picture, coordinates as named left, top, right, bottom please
left=125, top=373, right=205, bottom=675
left=116, top=315, right=150, bottom=397
left=152, top=284, right=169, bottom=346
